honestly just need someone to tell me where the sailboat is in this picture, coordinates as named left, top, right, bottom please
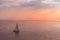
left=13, top=24, right=20, bottom=33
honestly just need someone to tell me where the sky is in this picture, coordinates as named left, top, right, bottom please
left=0, top=0, right=60, bottom=21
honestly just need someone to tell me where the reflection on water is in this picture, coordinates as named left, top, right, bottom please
left=14, top=32, right=20, bottom=40
left=0, top=20, right=60, bottom=40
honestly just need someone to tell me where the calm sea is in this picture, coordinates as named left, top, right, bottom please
left=0, top=20, right=60, bottom=40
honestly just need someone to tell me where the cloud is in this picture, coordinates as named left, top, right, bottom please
left=41, top=0, right=60, bottom=5
left=20, top=0, right=41, bottom=8
left=20, top=0, right=60, bottom=9
left=0, top=0, right=60, bottom=9
left=0, top=0, right=34, bottom=7
left=41, top=0, right=60, bottom=8
left=54, top=0, right=60, bottom=2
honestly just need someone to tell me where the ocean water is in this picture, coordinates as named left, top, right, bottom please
left=0, top=20, right=60, bottom=40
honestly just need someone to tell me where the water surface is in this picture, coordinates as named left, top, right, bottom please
left=0, top=20, right=60, bottom=40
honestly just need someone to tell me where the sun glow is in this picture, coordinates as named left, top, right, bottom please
left=0, top=8, right=60, bottom=21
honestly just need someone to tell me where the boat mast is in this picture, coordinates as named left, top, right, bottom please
left=16, top=24, right=18, bottom=29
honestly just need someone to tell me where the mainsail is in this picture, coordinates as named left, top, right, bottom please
left=13, top=24, right=19, bottom=33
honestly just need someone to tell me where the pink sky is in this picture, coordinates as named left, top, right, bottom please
left=0, top=8, right=60, bottom=21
